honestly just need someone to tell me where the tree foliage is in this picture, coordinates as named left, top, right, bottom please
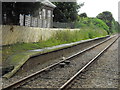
left=53, top=2, right=84, bottom=22
left=2, top=2, right=41, bottom=25
left=96, top=11, right=113, bottom=33
left=79, top=13, right=87, bottom=18
left=75, top=17, right=109, bottom=32
left=111, top=20, right=120, bottom=33
left=96, top=11, right=120, bottom=33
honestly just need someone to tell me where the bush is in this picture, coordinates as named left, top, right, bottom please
left=75, top=17, right=109, bottom=34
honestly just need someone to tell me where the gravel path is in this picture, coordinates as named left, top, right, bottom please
left=69, top=35, right=119, bottom=89
left=17, top=37, right=117, bottom=88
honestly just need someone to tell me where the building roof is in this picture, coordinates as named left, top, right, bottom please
left=36, top=0, right=56, bottom=8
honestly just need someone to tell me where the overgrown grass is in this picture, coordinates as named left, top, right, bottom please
left=2, top=28, right=107, bottom=62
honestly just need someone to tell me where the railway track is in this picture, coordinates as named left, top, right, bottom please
left=59, top=35, right=119, bottom=90
left=2, top=35, right=119, bottom=90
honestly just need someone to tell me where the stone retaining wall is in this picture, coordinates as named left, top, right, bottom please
left=1, top=25, right=80, bottom=45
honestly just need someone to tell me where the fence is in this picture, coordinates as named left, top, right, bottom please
left=19, top=14, right=52, bottom=28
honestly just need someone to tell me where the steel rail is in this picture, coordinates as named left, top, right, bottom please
left=2, top=35, right=116, bottom=90
left=59, top=36, right=119, bottom=90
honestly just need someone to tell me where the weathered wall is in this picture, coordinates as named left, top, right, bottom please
left=1, top=25, right=80, bottom=45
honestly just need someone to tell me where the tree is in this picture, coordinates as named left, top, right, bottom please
left=53, top=2, right=84, bottom=22
left=2, top=2, right=41, bottom=25
left=96, top=11, right=120, bottom=34
left=2, top=2, right=16, bottom=24
left=79, top=13, right=87, bottom=18
left=111, top=20, right=120, bottom=33
left=96, top=11, right=114, bottom=33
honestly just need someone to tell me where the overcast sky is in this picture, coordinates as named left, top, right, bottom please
left=77, top=0, right=119, bottom=21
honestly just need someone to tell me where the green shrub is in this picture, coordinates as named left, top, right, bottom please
left=75, top=17, right=109, bottom=34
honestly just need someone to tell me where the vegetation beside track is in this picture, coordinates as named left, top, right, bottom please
left=2, top=27, right=107, bottom=63
left=2, top=34, right=109, bottom=79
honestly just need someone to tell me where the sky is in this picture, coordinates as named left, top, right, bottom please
left=77, top=0, right=120, bottom=21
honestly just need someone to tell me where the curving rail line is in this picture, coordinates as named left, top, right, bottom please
left=2, top=35, right=118, bottom=90
left=59, top=35, right=119, bottom=90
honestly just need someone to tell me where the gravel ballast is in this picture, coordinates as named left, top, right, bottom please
left=2, top=36, right=110, bottom=87
left=17, top=37, right=117, bottom=88
left=69, top=35, right=119, bottom=89
left=2, top=36, right=116, bottom=88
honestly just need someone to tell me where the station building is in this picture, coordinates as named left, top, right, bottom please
left=2, top=0, right=56, bottom=28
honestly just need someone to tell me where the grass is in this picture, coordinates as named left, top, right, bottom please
left=2, top=27, right=107, bottom=63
